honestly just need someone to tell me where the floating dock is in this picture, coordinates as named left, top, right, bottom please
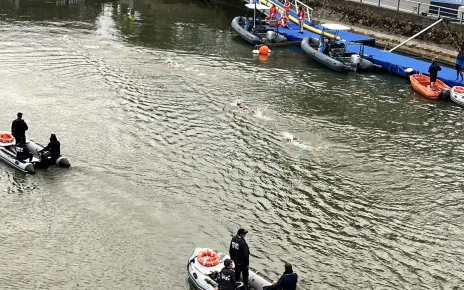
left=250, top=0, right=462, bottom=88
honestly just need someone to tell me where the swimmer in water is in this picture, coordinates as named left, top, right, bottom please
left=236, top=99, right=247, bottom=109
left=284, top=134, right=298, bottom=144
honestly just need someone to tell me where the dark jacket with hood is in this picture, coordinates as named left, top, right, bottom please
left=265, top=271, right=298, bottom=290
left=229, top=235, right=250, bottom=266
left=218, top=267, right=236, bottom=290
left=43, top=134, right=60, bottom=159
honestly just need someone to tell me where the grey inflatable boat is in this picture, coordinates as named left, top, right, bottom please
left=301, top=37, right=374, bottom=72
left=187, top=247, right=273, bottom=290
left=0, top=132, right=70, bottom=174
left=231, top=16, right=287, bottom=45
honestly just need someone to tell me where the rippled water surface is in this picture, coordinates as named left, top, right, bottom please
left=1, top=0, right=464, bottom=289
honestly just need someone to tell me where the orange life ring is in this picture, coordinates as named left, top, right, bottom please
left=0, top=133, right=15, bottom=143
left=197, top=250, right=221, bottom=267
left=454, top=86, right=464, bottom=94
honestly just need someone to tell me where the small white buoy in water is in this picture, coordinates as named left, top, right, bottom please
left=252, top=47, right=271, bottom=54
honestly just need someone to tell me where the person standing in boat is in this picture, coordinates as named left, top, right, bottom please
left=263, top=263, right=298, bottom=290
left=229, top=229, right=250, bottom=290
left=297, top=7, right=305, bottom=34
left=428, top=58, right=442, bottom=90
left=455, top=49, right=464, bottom=81
left=215, top=259, right=237, bottom=290
left=11, top=112, right=28, bottom=145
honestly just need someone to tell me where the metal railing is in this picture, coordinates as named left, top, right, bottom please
left=258, top=0, right=314, bottom=22
left=349, top=0, right=464, bottom=23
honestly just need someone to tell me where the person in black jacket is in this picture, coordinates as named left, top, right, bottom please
left=229, top=229, right=250, bottom=289
left=263, top=263, right=298, bottom=290
left=41, top=134, right=61, bottom=162
left=428, top=58, right=442, bottom=90
left=11, top=112, right=28, bottom=145
left=216, top=259, right=236, bottom=290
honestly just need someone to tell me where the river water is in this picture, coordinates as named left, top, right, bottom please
left=0, top=0, right=463, bottom=289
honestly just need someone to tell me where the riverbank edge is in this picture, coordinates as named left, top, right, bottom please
left=308, top=0, right=461, bottom=66
left=210, top=0, right=461, bottom=66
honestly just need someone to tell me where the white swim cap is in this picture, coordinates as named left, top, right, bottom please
left=236, top=99, right=241, bottom=105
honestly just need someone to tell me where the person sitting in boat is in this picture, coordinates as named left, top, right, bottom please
left=40, top=134, right=61, bottom=163
left=278, top=15, right=289, bottom=28
left=16, top=143, right=32, bottom=162
left=215, top=259, right=237, bottom=290
left=428, top=58, right=442, bottom=90
left=11, top=112, right=28, bottom=145
left=263, top=263, right=298, bottom=290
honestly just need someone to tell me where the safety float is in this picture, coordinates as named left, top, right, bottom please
left=450, top=86, right=464, bottom=106
left=187, top=247, right=273, bottom=290
left=0, top=132, right=70, bottom=174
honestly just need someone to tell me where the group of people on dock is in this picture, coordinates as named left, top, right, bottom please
left=216, top=229, right=298, bottom=290
left=264, top=1, right=305, bottom=33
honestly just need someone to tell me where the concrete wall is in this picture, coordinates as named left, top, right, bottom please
left=303, top=0, right=464, bottom=47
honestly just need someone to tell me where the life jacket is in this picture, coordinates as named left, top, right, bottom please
left=270, top=7, right=277, bottom=18
left=284, top=1, right=290, bottom=12
left=298, top=10, right=305, bottom=20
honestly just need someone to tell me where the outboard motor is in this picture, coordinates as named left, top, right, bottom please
left=439, top=87, right=451, bottom=101
left=350, top=54, right=361, bottom=71
left=36, top=150, right=52, bottom=169
left=266, top=30, right=277, bottom=42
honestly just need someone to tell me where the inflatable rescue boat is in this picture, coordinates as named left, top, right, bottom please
left=187, top=247, right=273, bottom=290
left=0, top=132, right=70, bottom=174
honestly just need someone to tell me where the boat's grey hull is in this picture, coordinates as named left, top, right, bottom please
left=231, top=16, right=288, bottom=45
left=187, top=247, right=272, bottom=290
left=232, top=16, right=261, bottom=45
left=0, top=146, right=35, bottom=173
left=27, top=141, right=70, bottom=168
left=301, top=37, right=374, bottom=72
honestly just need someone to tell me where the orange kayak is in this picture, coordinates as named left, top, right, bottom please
left=410, top=74, right=450, bottom=100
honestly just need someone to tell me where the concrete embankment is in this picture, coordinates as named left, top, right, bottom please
left=305, top=0, right=464, bottom=65
left=212, top=0, right=463, bottom=65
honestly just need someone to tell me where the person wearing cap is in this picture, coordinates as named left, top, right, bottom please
left=236, top=100, right=246, bottom=109
left=263, top=263, right=298, bottom=290
left=229, top=229, right=250, bottom=289
left=41, top=134, right=61, bottom=163
left=215, top=258, right=236, bottom=290
left=11, top=112, right=29, bottom=145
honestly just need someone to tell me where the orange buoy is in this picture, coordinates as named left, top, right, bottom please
left=258, top=54, right=268, bottom=61
left=259, top=45, right=270, bottom=55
